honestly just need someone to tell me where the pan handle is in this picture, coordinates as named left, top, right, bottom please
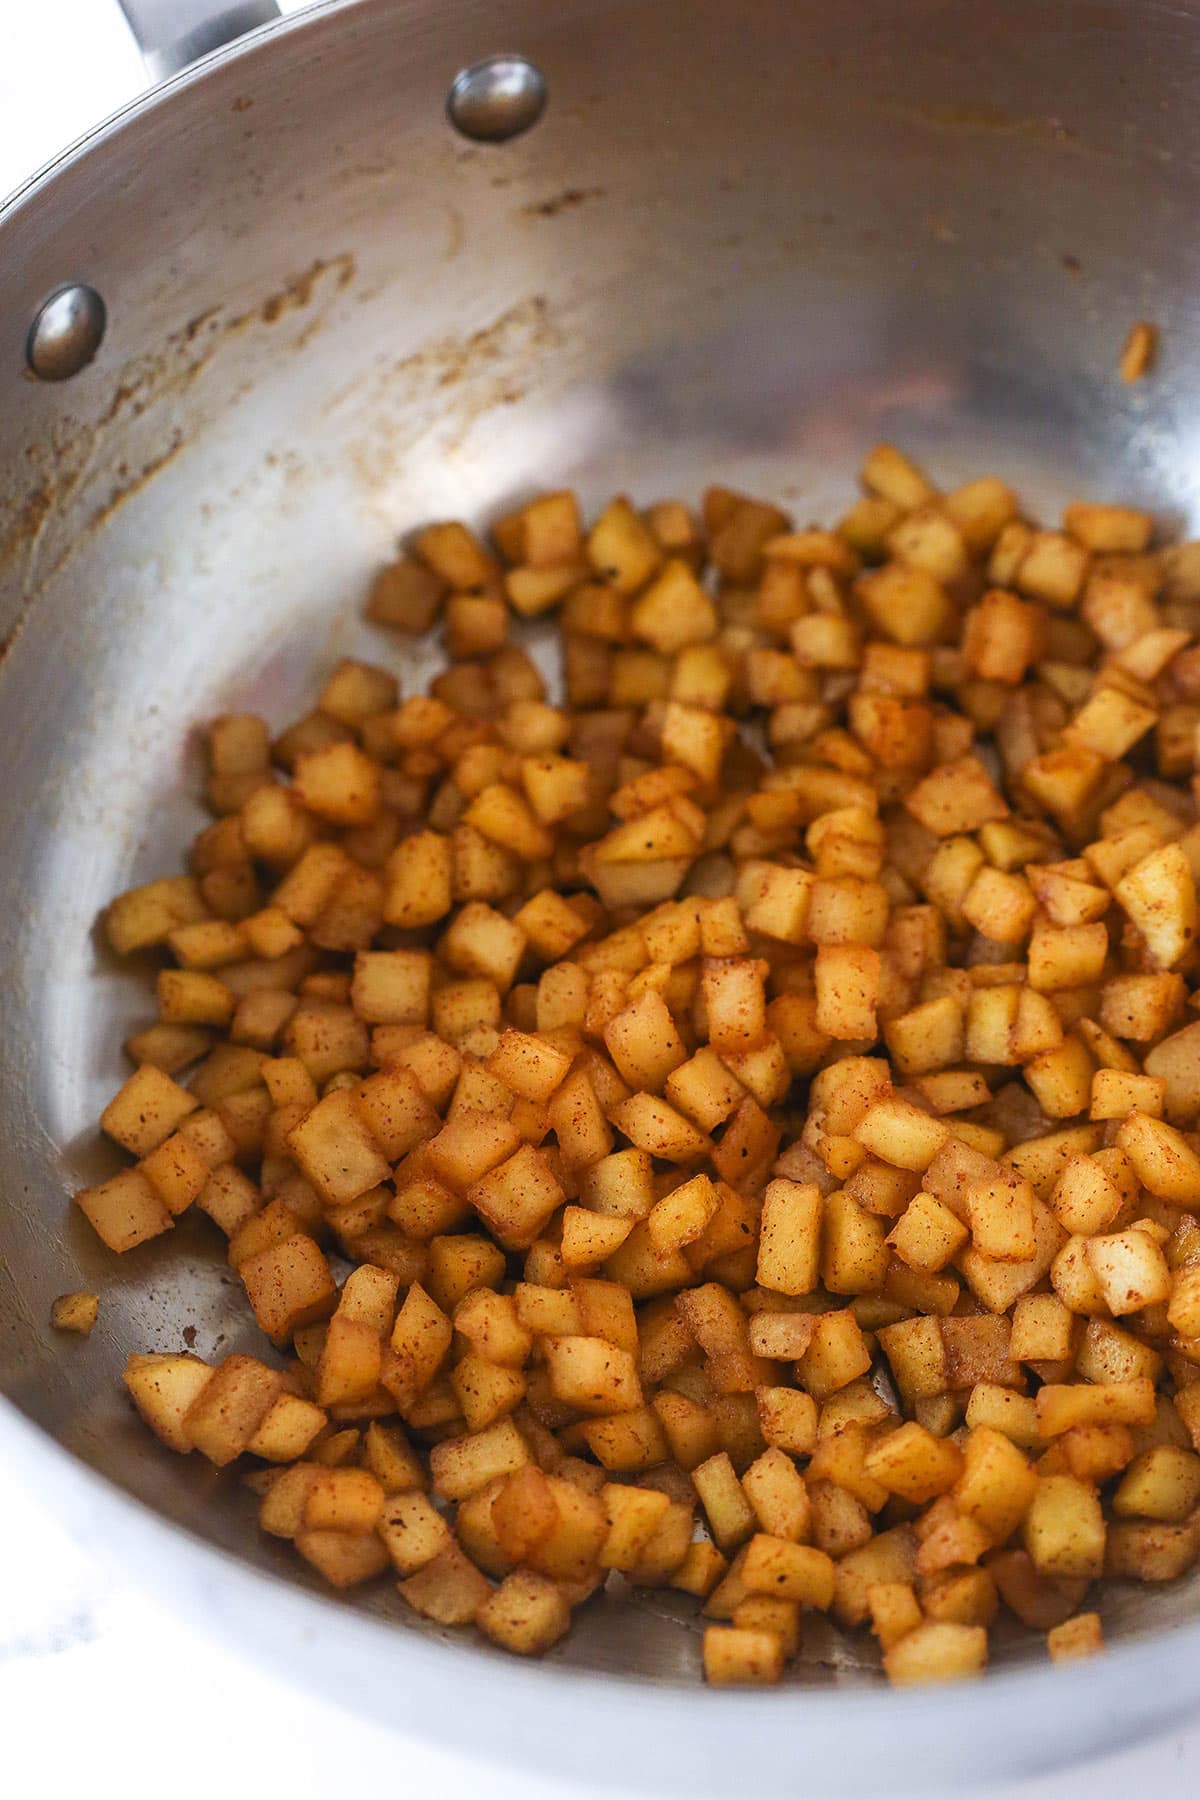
left=116, top=0, right=281, bottom=83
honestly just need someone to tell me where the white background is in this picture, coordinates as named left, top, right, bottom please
left=1, top=3, right=1198, bottom=1795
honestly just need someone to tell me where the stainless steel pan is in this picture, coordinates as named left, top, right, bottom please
left=4, top=1, right=1200, bottom=1788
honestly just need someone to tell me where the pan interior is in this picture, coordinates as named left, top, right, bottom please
left=3, top=0, right=1200, bottom=1683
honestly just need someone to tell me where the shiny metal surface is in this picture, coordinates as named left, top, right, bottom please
left=3, top=0, right=1200, bottom=1787
left=25, top=282, right=107, bottom=379
left=447, top=55, right=548, bottom=143
left=116, top=0, right=281, bottom=80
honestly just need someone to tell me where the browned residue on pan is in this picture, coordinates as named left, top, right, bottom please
left=884, top=100, right=1081, bottom=148
left=0, top=253, right=356, bottom=602
left=260, top=259, right=345, bottom=322
left=331, top=294, right=562, bottom=487
left=522, top=186, right=606, bottom=219
left=95, top=253, right=355, bottom=433
left=2, top=486, right=53, bottom=565
left=85, top=433, right=188, bottom=537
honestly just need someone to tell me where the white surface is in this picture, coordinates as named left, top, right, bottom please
left=1, top=4, right=1199, bottom=1796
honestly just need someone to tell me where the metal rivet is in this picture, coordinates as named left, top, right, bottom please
left=447, top=55, right=547, bottom=143
left=27, top=285, right=106, bottom=381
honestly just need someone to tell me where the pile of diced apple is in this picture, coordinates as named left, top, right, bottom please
left=74, top=446, right=1200, bottom=1684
